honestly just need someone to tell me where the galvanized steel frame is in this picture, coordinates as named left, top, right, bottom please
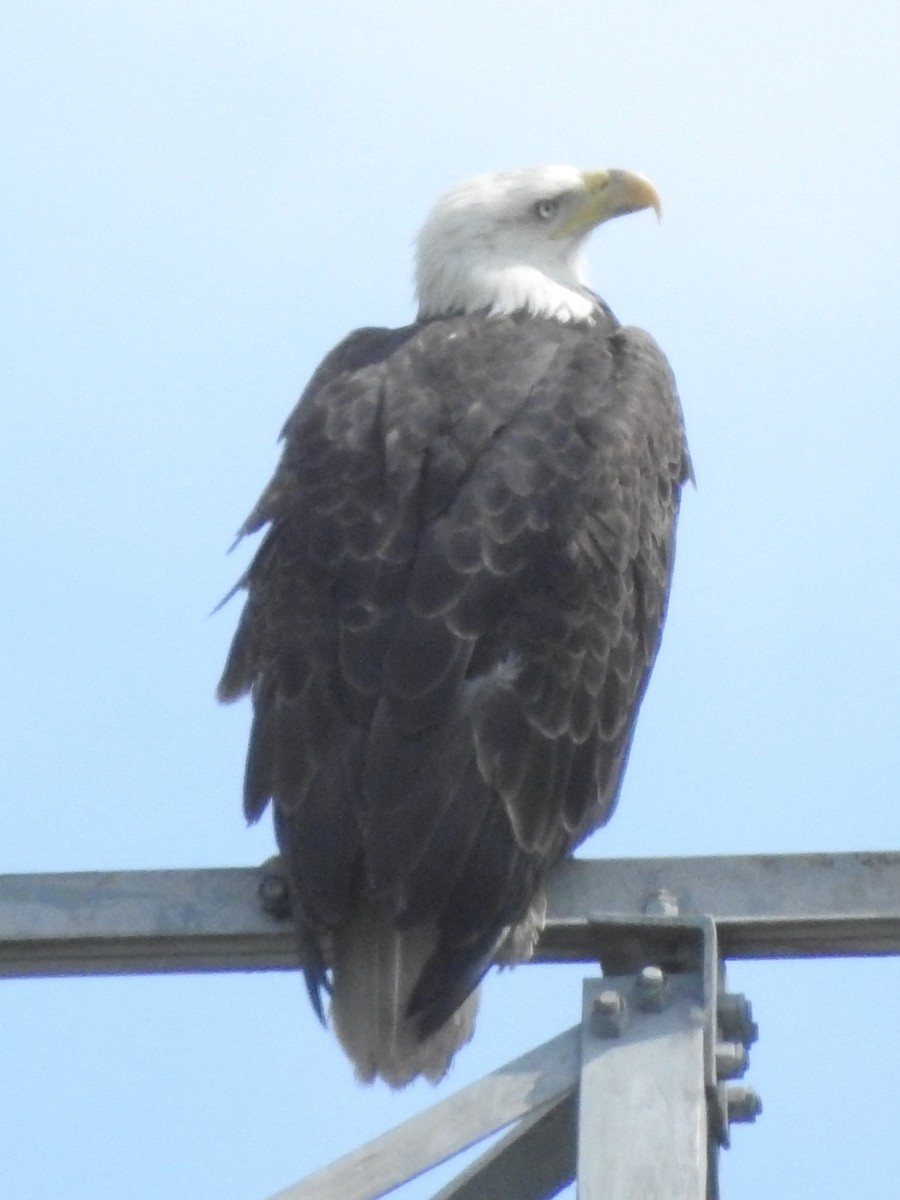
left=3, top=850, right=900, bottom=1198
left=3, top=851, right=900, bottom=979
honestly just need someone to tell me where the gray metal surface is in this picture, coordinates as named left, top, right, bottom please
left=427, top=1095, right=576, bottom=1200
left=544, top=851, right=900, bottom=960
left=578, top=975, right=708, bottom=1200
left=0, top=866, right=293, bottom=977
left=2, top=851, right=899, bottom=978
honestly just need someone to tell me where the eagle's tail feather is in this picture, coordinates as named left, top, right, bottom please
left=329, top=906, right=478, bottom=1088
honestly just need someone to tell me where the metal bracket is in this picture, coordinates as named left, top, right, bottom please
left=577, top=916, right=760, bottom=1198
left=580, top=972, right=709, bottom=1197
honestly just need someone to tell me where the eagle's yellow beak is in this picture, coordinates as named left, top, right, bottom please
left=554, top=168, right=661, bottom=238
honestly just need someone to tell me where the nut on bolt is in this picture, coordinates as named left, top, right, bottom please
left=715, top=1041, right=749, bottom=1080
left=642, top=889, right=680, bottom=917
left=726, top=1086, right=763, bottom=1124
left=592, top=988, right=629, bottom=1037
left=718, top=993, right=759, bottom=1046
left=635, top=965, right=667, bottom=1011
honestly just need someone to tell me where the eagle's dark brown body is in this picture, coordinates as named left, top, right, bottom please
left=219, top=306, right=690, bottom=1084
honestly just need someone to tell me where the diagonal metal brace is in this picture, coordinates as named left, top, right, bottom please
left=264, top=1025, right=581, bottom=1200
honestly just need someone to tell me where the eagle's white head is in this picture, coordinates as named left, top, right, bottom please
left=415, top=165, right=660, bottom=325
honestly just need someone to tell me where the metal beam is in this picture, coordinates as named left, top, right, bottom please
left=543, top=851, right=900, bottom=960
left=2, top=851, right=900, bottom=979
left=577, top=975, right=708, bottom=1199
left=426, top=1094, right=576, bottom=1200
left=0, top=866, right=293, bottom=977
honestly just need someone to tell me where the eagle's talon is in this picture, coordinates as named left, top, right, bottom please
left=257, top=868, right=292, bottom=920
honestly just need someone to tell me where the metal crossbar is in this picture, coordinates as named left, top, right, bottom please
left=2, top=851, right=899, bottom=978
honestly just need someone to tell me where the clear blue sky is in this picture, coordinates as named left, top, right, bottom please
left=3, top=2, right=899, bottom=1196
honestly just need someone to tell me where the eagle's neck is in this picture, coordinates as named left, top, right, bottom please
left=418, top=265, right=597, bottom=324
left=416, top=236, right=597, bottom=324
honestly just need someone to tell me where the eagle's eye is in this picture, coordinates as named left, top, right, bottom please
left=533, top=198, right=560, bottom=222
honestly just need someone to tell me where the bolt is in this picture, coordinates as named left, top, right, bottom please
left=594, top=989, right=623, bottom=1015
left=592, top=988, right=629, bottom=1037
left=718, top=993, right=759, bottom=1046
left=642, top=889, right=679, bottom=917
left=715, top=1041, right=749, bottom=1080
left=258, top=872, right=291, bottom=919
left=726, top=1086, right=763, bottom=1124
left=635, top=965, right=667, bottom=1011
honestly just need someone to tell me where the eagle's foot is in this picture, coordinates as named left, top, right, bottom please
left=257, top=856, right=292, bottom=919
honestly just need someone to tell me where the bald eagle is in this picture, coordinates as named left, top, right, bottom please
left=218, top=165, right=690, bottom=1087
